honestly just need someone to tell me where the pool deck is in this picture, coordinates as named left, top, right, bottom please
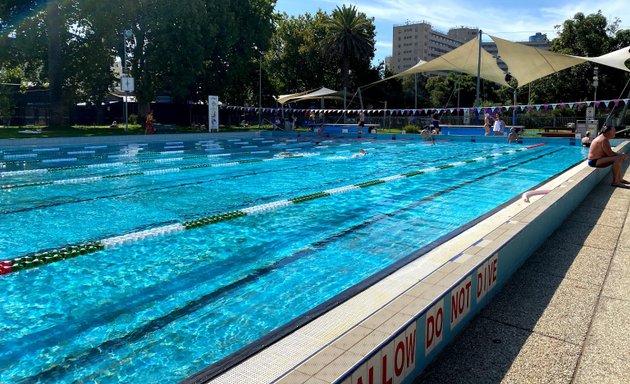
left=414, top=166, right=630, bottom=383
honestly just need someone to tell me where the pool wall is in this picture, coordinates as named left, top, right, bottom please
left=0, top=130, right=596, bottom=150
left=206, top=140, right=628, bottom=384
left=270, top=130, right=586, bottom=147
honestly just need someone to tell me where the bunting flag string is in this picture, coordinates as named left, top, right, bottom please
left=220, top=99, right=629, bottom=116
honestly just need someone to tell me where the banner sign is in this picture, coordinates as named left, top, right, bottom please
left=209, top=96, right=219, bottom=132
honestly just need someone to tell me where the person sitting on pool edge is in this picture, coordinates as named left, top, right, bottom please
left=587, top=125, right=629, bottom=188
left=507, top=127, right=519, bottom=143
left=581, top=131, right=592, bottom=147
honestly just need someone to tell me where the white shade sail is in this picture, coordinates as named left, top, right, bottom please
left=586, top=46, right=630, bottom=73
left=490, top=35, right=588, bottom=87
left=276, top=87, right=343, bottom=105
left=392, top=37, right=510, bottom=87
left=276, top=88, right=317, bottom=105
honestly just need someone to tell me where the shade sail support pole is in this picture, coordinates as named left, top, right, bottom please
left=475, top=29, right=482, bottom=108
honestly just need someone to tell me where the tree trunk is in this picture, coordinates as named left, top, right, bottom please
left=96, top=104, right=104, bottom=125
left=47, top=0, right=64, bottom=129
left=342, top=56, right=350, bottom=92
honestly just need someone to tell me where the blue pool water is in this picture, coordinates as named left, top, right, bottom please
left=0, top=135, right=587, bottom=383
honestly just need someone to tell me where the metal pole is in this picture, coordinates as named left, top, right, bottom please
left=456, top=76, right=460, bottom=110
left=475, top=29, right=482, bottom=107
left=343, top=87, right=347, bottom=121
left=593, top=66, right=599, bottom=101
left=258, top=54, right=262, bottom=128
left=384, top=101, right=387, bottom=129
left=512, top=88, right=517, bottom=127
left=593, top=66, right=599, bottom=125
left=474, top=30, right=483, bottom=126
left=414, top=73, right=418, bottom=109
left=123, top=31, right=128, bottom=132
left=358, top=87, right=364, bottom=110
left=124, top=93, right=128, bottom=132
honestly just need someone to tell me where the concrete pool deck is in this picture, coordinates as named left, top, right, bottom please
left=414, top=165, right=630, bottom=383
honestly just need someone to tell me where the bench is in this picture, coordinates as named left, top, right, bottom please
left=539, top=126, right=576, bottom=138
left=541, top=132, right=576, bottom=138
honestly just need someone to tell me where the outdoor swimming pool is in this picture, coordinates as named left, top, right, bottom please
left=0, top=134, right=587, bottom=383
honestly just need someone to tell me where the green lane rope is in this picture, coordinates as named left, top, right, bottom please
left=0, top=145, right=538, bottom=277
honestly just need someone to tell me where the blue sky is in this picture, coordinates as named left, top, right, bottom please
left=275, top=0, right=630, bottom=64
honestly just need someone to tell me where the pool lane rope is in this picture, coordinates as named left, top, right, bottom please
left=0, top=137, right=359, bottom=173
left=0, top=152, right=325, bottom=190
left=0, top=138, right=426, bottom=190
left=0, top=144, right=546, bottom=276
left=0, top=137, right=407, bottom=179
left=0, top=144, right=312, bottom=178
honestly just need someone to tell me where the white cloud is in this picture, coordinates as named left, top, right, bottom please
left=277, top=0, right=630, bottom=63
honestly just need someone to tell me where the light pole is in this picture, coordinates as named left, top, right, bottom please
left=414, top=56, right=421, bottom=110
left=592, top=66, right=599, bottom=101
left=123, top=29, right=132, bottom=132
left=383, top=100, right=387, bottom=129
left=593, top=66, right=599, bottom=122
left=253, top=47, right=262, bottom=129
left=414, top=74, right=418, bottom=110
left=258, top=54, right=262, bottom=128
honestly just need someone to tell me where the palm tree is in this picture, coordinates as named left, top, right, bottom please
left=321, top=5, right=373, bottom=93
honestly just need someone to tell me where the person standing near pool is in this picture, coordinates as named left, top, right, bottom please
left=358, top=111, right=366, bottom=134
left=145, top=110, right=155, bottom=134
left=587, top=125, right=629, bottom=188
left=431, top=113, right=441, bottom=134
left=492, top=114, right=505, bottom=136
left=484, top=112, right=493, bottom=136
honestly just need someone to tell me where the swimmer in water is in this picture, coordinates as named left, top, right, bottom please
left=352, top=149, right=368, bottom=158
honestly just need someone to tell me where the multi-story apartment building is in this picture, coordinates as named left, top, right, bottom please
left=391, top=21, right=551, bottom=74
left=391, top=21, right=478, bottom=73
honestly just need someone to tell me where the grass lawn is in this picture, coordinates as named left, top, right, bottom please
left=0, top=125, right=145, bottom=139
left=0, top=124, right=285, bottom=140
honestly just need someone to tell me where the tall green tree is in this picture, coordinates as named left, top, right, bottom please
left=530, top=11, right=630, bottom=103
left=2, top=0, right=70, bottom=128
left=197, top=0, right=276, bottom=105
left=267, top=11, right=338, bottom=96
left=46, top=0, right=64, bottom=127
left=321, top=5, right=374, bottom=93
left=425, top=73, right=479, bottom=108
left=119, top=0, right=276, bottom=112
left=119, top=0, right=208, bottom=114
left=63, top=0, right=121, bottom=123
left=0, top=65, right=25, bottom=125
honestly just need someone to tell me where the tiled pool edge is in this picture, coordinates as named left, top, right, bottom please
left=0, top=132, right=261, bottom=148
left=204, top=141, right=629, bottom=384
